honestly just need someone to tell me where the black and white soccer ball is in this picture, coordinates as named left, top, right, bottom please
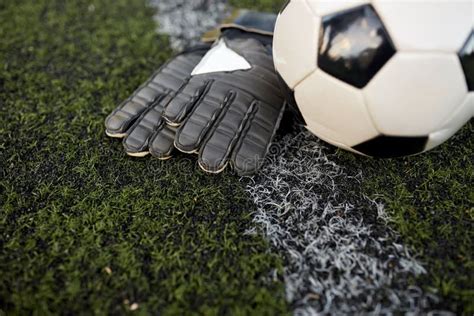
left=274, top=0, right=473, bottom=157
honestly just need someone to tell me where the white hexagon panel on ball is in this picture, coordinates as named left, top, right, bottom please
left=372, top=0, right=473, bottom=52
left=426, top=94, right=474, bottom=151
left=305, top=0, right=369, bottom=17
left=363, top=53, right=468, bottom=136
left=295, top=69, right=379, bottom=147
left=273, top=0, right=320, bottom=89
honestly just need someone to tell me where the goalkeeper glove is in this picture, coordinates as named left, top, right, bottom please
left=105, top=11, right=285, bottom=175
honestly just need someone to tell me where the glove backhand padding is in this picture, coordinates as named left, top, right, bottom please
left=105, top=12, right=286, bottom=175
left=166, top=29, right=285, bottom=174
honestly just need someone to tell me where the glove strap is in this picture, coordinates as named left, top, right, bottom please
left=202, top=10, right=276, bottom=42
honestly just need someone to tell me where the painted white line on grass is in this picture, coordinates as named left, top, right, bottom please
left=244, top=130, right=442, bottom=314
left=150, top=0, right=229, bottom=51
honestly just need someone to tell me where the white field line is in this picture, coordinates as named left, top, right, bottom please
left=150, top=0, right=229, bottom=51
left=243, top=130, right=444, bottom=314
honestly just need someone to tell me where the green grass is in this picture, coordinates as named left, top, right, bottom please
left=1, top=0, right=472, bottom=314
left=0, top=0, right=288, bottom=314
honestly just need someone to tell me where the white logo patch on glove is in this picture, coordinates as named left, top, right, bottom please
left=191, top=39, right=251, bottom=76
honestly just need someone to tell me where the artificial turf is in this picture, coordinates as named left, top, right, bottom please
left=0, top=0, right=472, bottom=314
left=0, top=0, right=288, bottom=314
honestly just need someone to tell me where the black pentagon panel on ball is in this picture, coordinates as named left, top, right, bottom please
left=459, top=30, right=474, bottom=91
left=318, top=4, right=396, bottom=89
left=353, top=135, right=429, bottom=158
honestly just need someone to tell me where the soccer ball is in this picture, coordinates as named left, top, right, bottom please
left=274, top=0, right=473, bottom=157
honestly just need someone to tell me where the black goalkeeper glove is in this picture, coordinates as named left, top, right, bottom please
left=105, top=11, right=285, bottom=175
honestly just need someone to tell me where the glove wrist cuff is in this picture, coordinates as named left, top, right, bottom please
left=202, top=10, right=276, bottom=43
left=220, top=24, right=273, bottom=37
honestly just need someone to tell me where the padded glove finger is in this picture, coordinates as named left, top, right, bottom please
left=198, top=90, right=285, bottom=174
left=161, top=77, right=208, bottom=126
left=230, top=99, right=284, bottom=175
left=121, top=95, right=169, bottom=157
left=105, top=45, right=210, bottom=156
left=148, top=124, right=177, bottom=160
left=105, top=82, right=166, bottom=139
left=195, top=90, right=256, bottom=173
left=173, top=80, right=242, bottom=154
